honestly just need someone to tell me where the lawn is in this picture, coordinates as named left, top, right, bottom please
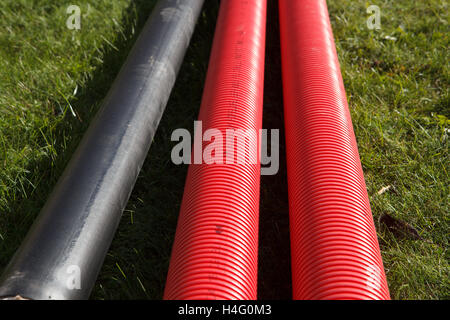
left=0, top=0, right=448, bottom=299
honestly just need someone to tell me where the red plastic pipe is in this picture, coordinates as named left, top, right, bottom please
left=164, top=0, right=266, bottom=300
left=279, top=0, right=390, bottom=299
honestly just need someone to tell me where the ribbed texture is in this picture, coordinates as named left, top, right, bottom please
left=279, top=0, right=390, bottom=300
left=164, top=0, right=266, bottom=300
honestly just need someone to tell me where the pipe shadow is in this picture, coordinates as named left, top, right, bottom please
left=257, top=0, right=292, bottom=300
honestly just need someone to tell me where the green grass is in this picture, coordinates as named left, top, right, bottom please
left=0, top=0, right=448, bottom=299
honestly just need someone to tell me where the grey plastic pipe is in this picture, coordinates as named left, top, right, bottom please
left=0, top=0, right=204, bottom=300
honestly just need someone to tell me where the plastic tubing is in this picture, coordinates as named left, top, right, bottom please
left=0, top=0, right=204, bottom=300
left=278, top=0, right=390, bottom=300
left=163, top=0, right=267, bottom=300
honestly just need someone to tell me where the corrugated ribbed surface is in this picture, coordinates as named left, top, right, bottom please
left=164, top=0, right=266, bottom=300
left=279, top=0, right=390, bottom=300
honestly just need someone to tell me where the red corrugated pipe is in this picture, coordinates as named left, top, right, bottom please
left=279, top=0, right=390, bottom=299
left=164, top=0, right=266, bottom=300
